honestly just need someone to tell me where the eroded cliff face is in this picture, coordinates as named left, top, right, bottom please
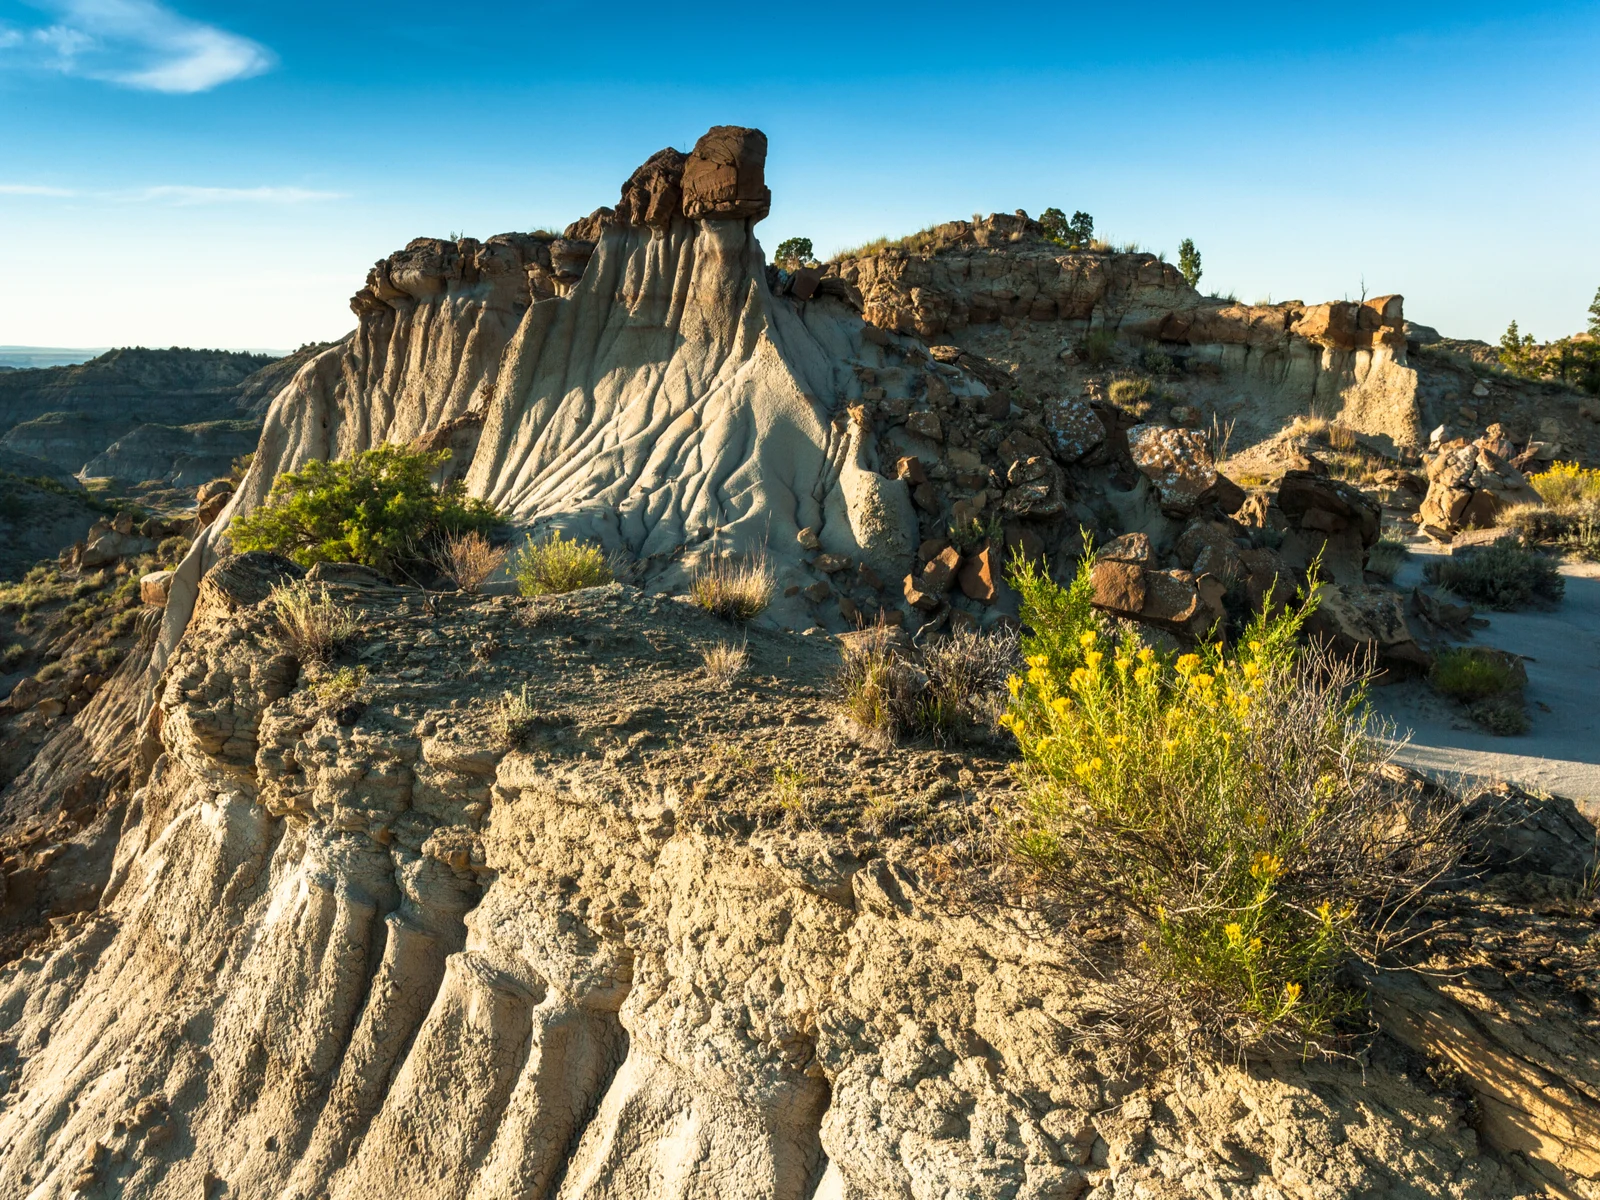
left=160, top=126, right=920, bottom=681
left=826, top=212, right=1421, bottom=451
left=1, top=560, right=1597, bottom=1199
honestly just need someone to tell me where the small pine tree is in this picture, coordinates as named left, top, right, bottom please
left=1589, top=285, right=1600, bottom=337
left=774, top=237, right=814, bottom=268
left=1069, top=210, right=1094, bottom=247
left=1178, top=238, right=1202, bottom=289
left=1498, top=320, right=1538, bottom=376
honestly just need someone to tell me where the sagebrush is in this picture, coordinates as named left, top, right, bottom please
left=514, top=532, right=614, bottom=596
left=270, top=579, right=356, bottom=662
left=1004, top=551, right=1463, bottom=1053
left=1428, top=538, right=1563, bottom=609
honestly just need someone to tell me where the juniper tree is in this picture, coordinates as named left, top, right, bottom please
left=1178, top=238, right=1202, bottom=288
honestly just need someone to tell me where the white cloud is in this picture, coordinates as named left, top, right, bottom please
left=2, top=0, right=274, bottom=93
left=0, top=182, right=344, bottom=204
left=121, top=185, right=347, bottom=204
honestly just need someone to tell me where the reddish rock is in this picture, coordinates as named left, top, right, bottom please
left=958, top=546, right=997, bottom=603
left=912, top=483, right=941, bottom=512
left=802, top=580, right=832, bottom=602
left=902, top=574, right=941, bottom=611
left=790, top=267, right=821, bottom=301
left=895, top=456, right=927, bottom=485
left=814, top=553, right=851, bottom=574
left=680, top=126, right=770, bottom=222
left=1127, top=424, right=1219, bottom=516
left=919, top=546, right=962, bottom=594
left=1090, top=559, right=1147, bottom=614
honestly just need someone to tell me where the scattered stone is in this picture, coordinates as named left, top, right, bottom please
left=796, top=527, right=821, bottom=551
left=814, top=553, right=851, bottom=574
left=140, top=570, right=175, bottom=606
left=958, top=546, right=997, bottom=603
left=802, top=580, right=833, bottom=603
left=894, top=456, right=927, bottom=485
left=905, top=411, right=944, bottom=442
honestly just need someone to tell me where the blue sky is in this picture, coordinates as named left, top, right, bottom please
left=1, top=0, right=1597, bottom=351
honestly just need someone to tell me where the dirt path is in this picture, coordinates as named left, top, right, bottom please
left=1371, top=536, right=1600, bottom=817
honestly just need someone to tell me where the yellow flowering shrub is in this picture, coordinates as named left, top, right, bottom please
left=1004, top=550, right=1462, bottom=1051
left=1527, top=460, right=1600, bottom=511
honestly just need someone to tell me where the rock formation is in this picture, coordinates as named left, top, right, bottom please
left=4, top=565, right=1599, bottom=1199
left=5, top=126, right=1599, bottom=1200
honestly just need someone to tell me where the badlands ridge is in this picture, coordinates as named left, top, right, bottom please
left=0, top=127, right=1596, bottom=1200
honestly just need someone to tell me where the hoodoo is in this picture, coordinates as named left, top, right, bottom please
left=1, top=127, right=1597, bottom=1200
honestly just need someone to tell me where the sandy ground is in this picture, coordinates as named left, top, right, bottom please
left=1371, top=535, right=1600, bottom=820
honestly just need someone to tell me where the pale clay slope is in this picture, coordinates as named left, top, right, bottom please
left=1377, top=546, right=1600, bottom=812
left=2, top=570, right=1590, bottom=1200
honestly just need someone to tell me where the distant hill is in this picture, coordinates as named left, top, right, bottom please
left=0, top=346, right=109, bottom=371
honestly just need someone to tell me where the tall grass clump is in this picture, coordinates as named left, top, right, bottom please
left=835, top=625, right=1018, bottom=745
left=514, top=532, right=614, bottom=596
left=1428, top=538, right=1564, bottom=609
left=689, top=554, right=776, bottom=622
left=270, top=579, right=356, bottom=662
left=1003, top=551, right=1463, bottom=1052
left=440, top=530, right=507, bottom=594
left=1365, top=537, right=1410, bottom=582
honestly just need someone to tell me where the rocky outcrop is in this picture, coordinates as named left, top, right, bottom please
left=1419, top=424, right=1543, bottom=540
left=161, top=124, right=921, bottom=677
left=2, top=571, right=1595, bottom=1199
left=824, top=215, right=1421, bottom=450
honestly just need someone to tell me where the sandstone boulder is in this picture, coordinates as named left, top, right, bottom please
left=1126, top=424, right=1220, bottom=516
left=140, top=569, right=174, bottom=606
left=681, top=126, right=770, bottom=222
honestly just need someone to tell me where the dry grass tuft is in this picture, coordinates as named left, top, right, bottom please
left=700, top=640, right=749, bottom=689
left=440, top=531, right=507, bottom=594
left=491, top=684, right=541, bottom=747
left=690, top=554, right=776, bottom=622
left=834, top=625, right=1018, bottom=745
left=270, top=579, right=356, bottom=662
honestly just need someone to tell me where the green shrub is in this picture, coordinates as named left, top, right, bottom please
left=1178, top=238, right=1202, bottom=289
left=230, top=445, right=499, bottom=576
left=773, top=237, right=815, bottom=267
left=1003, top=550, right=1461, bottom=1051
left=513, top=532, right=614, bottom=596
left=1429, top=647, right=1528, bottom=736
left=1429, top=647, right=1520, bottom=702
left=1527, top=461, right=1600, bottom=511
left=2, top=643, right=25, bottom=670
left=1428, top=538, right=1564, bottom=609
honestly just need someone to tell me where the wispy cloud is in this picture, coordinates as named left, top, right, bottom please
left=0, top=0, right=274, bottom=93
left=0, top=182, right=346, bottom=204
left=120, top=185, right=346, bottom=204
left=0, top=183, right=78, bottom=196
